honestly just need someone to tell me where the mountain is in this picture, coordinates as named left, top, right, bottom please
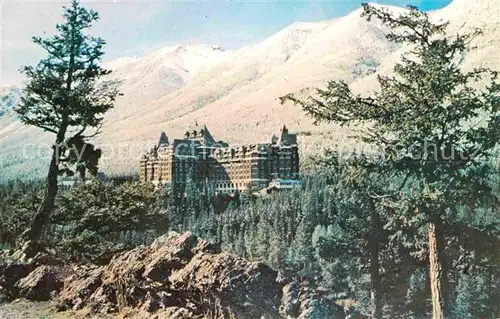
left=1, top=0, right=498, bottom=180
left=351, top=0, right=500, bottom=95
left=103, top=44, right=230, bottom=121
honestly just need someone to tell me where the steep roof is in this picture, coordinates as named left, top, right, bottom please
left=158, top=132, right=169, bottom=146
left=184, top=121, right=216, bottom=145
left=278, top=125, right=297, bottom=146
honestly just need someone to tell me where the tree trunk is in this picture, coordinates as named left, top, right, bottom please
left=428, top=217, right=449, bottom=319
left=369, top=199, right=382, bottom=319
left=21, top=144, right=60, bottom=243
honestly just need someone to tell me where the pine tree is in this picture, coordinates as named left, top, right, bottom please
left=293, top=194, right=316, bottom=277
left=268, top=210, right=287, bottom=269
left=233, top=223, right=247, bottom=258
left=16, top=0, right=120, bottom=243
left=282, top=4, right=499, bottom=318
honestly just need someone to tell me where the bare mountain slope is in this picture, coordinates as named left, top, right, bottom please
left=104, top=44, right=230, bottom=121
left=1, top=0, right=498, bottom=179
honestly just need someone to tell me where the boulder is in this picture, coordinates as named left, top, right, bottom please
left=171, top=252, right=281, bottom=318
left=15, top=265, right=64, bottom=301
left=58, top=266, right=103, bottom=311
left=281, top=281, right=344, bottom=319
left=0, top=261, right=37, bottom=301
left=0, top=241, right=63, bottom=302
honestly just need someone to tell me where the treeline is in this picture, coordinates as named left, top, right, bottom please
left=1, top=159, right=498, bottom=317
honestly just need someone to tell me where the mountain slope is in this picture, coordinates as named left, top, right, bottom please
left=103, top=44, right=230, bottom=121
left=351, top=0, right=500, bottom=95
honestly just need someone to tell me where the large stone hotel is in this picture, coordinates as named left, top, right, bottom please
left=139, top=123, right=299, bottom=194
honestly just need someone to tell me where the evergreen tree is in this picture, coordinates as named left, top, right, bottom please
left=16, top=0, right=120, bottom=243
left=268, top=210, right=288, bottom=269
left=282, top=5, right=499, bottom=318
left=233, top=223, right=247, bottom=258
left=293, top=194, right=316, bottom=277
left=254, top=214, right=271, bottom=261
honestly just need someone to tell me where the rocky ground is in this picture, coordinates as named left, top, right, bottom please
left=0, top=232, right=345, bottom=318
left=0, top=299, right=113, bottom=319
left=0, top=299, right=55, bottom=319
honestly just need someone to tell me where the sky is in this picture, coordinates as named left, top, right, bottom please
left=1, top=0, right=452, bottom=86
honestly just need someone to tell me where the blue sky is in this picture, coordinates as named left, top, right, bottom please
left=1, top=0, right=452, bottom=85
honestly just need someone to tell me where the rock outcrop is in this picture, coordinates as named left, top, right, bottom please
left=15, top=265, right=64, bottom=301
left=1, top=232, right=344, bottom=318
left=0, top=241, right=66, bottom=302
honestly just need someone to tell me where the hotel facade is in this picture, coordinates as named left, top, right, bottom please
left=140, top=123, right=299, bottom=194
